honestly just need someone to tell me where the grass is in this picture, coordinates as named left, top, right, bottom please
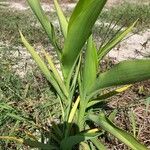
left=0, top=1, right=150, bottom=149
left=0, top=47, right=61, bottom=149
left=99, top=3, right=150, bottom=30
left=0, top=7, right=59, bottom=46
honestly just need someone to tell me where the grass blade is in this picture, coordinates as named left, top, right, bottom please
left=129, top=110, right=137, bottom=137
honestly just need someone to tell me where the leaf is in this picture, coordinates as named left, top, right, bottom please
left=20, top=31, right=65, bottom=100
left=60, top=129, right=102, bottom=150
left=82, top=36, right=98, bottom=96
left=91, top=60, right=150, bottom=95
left=87, top=85, right=131, bottom=108
left=62, top=0, right=107, bottom=79
left=88, top=113, right=148, bottom=150
left=80, top=142, right=91, bottom=150
left=27, top=0, right=61, bottom=57
left=98, top=20, right=138, bottom=60
left=70, top=55, right=82, bottom=97
left=129, top=110, right=137, bottom=137
left=91, top=138, right=107, bottom=150
left=0, top=103, right=14, bottom=110
left=68, top=96, right=80, bottom=123
left=43, top=49, right=68, bottom=98
left=108, top=109, right=117, bottom=122
left=54, top=0, right=68, bottom=38
left=24, top=139, right=56, bottom=150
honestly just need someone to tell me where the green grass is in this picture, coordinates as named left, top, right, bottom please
left=0, top=7, right=58, bottom=46
left=99, top=3, right=150, bottom=30
left=0, top=47, right=61, bottom=149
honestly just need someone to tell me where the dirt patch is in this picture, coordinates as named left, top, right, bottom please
left=108, top=30, right=150, bottom=62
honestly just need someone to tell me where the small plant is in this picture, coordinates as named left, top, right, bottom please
left=1, top=0, right=150, bottom=149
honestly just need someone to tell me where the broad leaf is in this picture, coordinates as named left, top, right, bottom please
left=88, top=113, right=148, bottom=150
left=91, top=60, right=150, bottom=94
left=62, top=0, right=107, bottom=79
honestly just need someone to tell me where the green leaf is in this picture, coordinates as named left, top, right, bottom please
left=91, top=60, right=150, bottom=94
left=91, top=138, right=107, bottom=150
left=60, top=130, right=102, bottom=150
left=54, top=0, right=68, bottom=38
left=70, top=55, right=82, bottom=98
left=82, top=36, right=98, bottom=96
left=98, top=20, right=138, bottom=60
left=88, top=113, right=148, bottom=150
left=62, top=0, right=107, bottom=79
left=87, top=85, right=131, bottom=108
left=20, top=31, right=65, bottom=100
left=68, top=0, right=92, bottom=26
left=43, top=50, right=68, bottom=98
left=108, top=109, right=118, bottom=122
left=27, top=0, right=61, bottom=57
left=129, top=110, right=137, bottom=137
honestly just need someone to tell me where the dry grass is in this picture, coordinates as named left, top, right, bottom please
left=107, top=80, right=150, bottom=149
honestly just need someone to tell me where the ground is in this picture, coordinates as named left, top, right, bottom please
left=0, top=0, right=150, bottom=149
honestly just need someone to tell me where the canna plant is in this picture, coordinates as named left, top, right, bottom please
left=1, top=0, right=150, bottom=149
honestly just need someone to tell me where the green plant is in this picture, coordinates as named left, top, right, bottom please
left=1, top=0, right=150, bottom=149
